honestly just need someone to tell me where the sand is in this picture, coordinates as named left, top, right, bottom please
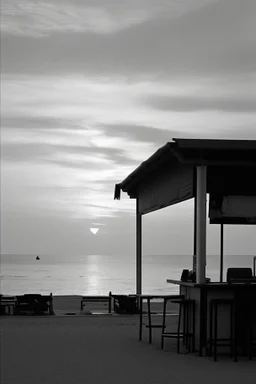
left=52, top=295, right=180, bottom=315
left=1, top=295, right=256, bottom=384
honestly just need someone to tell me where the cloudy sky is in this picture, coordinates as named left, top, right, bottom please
left=1, top=0, right=256, bottom=258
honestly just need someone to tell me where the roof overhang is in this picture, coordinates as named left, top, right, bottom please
left=115, top=138, right=256, bottom=197
left=114, top=138, right=256, bottom=216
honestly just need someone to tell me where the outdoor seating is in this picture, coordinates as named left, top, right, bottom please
left=0, top=295, right=17, bottom=315
left=80, top=292, right=112, bottom=313
left=208, top=299, right=236, bottom=362
left=80, top=292, right=139, bottom=314
left=249, top=304, right=256, bottom=360
left=244, top=290, right=256, bottom=360
left=111, top=294, right=138, bottom=314
left=227, top=267, right=253, bottom=283
left=15, top=294, right=54, bottom=315
left=138, top=295, right=184, bottom=344
left=161, top=297, right=195, bottom=353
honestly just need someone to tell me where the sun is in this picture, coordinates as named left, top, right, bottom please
left=90, top=228, right=99, bottom=235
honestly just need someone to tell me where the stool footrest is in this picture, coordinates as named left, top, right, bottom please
left=162, top=332, right=184, bottom=338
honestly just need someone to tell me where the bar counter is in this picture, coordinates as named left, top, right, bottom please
left=167, top=279, right=256, bottom=288
left=167, top=279, right=256, bottom=356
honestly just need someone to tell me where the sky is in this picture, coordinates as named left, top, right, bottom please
left=1, top=0, right=256, bottom=259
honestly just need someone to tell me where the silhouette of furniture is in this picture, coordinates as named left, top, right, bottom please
left=208, top=299, right=235, bottom=361
left=111, top=294, right=138, bottom=314
left=228, top=269, right=256, bottom=360
left=138, top=295, right=184, bottom=344
left=248, top=299, right=256, bottom=360
left=80, top=292, right=112, bottom=313
left=0, top=295, right=17, bottom=315
left=227, top=267, right=254, bottom=283
left=15, top=294, right=54, bottom=315
left=161, top=297, right=195, bottom=353
left=80, top=292, right=138, bottom=314
left=205, top=269, right=256, bottom=361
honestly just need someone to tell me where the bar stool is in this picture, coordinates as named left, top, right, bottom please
left=208, top=299, right=236, bottom=362
left=233, top=289, right=256, bottom=360
left=139, top=296, right=162, bottom=344
left=139, top=295, right=183, bottom=344
left=161, top=298, right=195, bottom=353
left=184, top=299, right=196, bottom=352
left=248, top=300, right=256, bottom=360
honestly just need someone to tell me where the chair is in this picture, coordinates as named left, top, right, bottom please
left=112, top=295, right=138, bottom=314
left=80, top=293, right=112, bottom=313
left=208, top=299, right=236, bottom=362
left=15, top=294, right=53, bottom=315
left=161, top=297, right=195, bottom=353
left=247, top=293, right=256, bottom=360
left=0, top=295, right=17, bottom=315
left=227, top=268, right=253, bottom=283
left=138, top=295, right=184, bottom=344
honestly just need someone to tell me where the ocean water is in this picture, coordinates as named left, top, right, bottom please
left=1, top=254, right=255, bottom=296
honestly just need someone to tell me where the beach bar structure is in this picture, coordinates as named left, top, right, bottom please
left=114, top=138, right=256, bottom=355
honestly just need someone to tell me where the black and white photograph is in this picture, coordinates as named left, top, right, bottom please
left=1, top=1, right=256, bottom=383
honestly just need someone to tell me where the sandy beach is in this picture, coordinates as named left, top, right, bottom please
left=51, top=295, right=180, bottom=315
left=1, top=295, right=256, bottom=384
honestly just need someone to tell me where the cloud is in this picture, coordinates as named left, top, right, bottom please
left=1, top=0, right=215, bottom=37
left=1, top=95, right=150, bottom=221
left=1, top=0, right=149, bottom=36
left=2, top=73, right=256, bottom=189
left=1, top=141, right=118, bottom=169
left=1, top=116, right=71, bottom=130
left=1, top=0, right=256, bottom=240
left=3, top=74, right=255, bottom=135
left=144, top=95, right=256, bottom=113
left=102, top=124, right=182, bottom=145
left=1, top=0, right=255, bottom=78
left=1, top=158, right=135, bottom=221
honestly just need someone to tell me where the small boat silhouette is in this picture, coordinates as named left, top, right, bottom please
left=36, top=256, right=40, bottom=260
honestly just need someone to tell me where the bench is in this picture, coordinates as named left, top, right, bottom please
left=111, top=294, right=138, bottom=314
left=0, top=295, right=17, bottom=315
left=80, top=292, right=139, bottom=314
left=15, top=294, right=54, bottom=315
left=80, top=292, right=112, bottom=313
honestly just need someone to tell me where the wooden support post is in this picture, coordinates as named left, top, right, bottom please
left=220, top=224, right=224, bottom=282
left=136, top=198, right=142, bottom=295
left=196, top=166, right=207, bottom=284
left=193, top=196, right=197, bottom=272
left=193, top=167, right=197, bottom=273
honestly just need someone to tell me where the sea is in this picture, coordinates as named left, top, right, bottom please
left=1, top=253, right=255, bottom=296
